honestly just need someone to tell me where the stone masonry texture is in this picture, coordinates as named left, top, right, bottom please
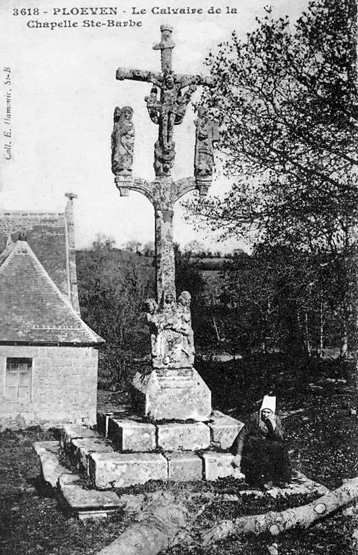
left=109, top=419, right=156, bottom=452
left=0, top=345, right=98, bottom=427
left=157, top=422, right=211, bottom=451
left=89, top=452, right=168, bottom=489
left=165, top=452, right=203, bottom=481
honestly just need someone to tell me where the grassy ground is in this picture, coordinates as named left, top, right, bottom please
left=0, top=355, right=357, bottom=555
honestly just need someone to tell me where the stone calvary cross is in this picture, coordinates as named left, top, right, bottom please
left=112, top=24, right=218, bottom=302
left=112, top=25, right=218, bottom=421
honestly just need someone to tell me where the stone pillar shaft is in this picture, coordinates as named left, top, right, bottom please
left=155, top=207, right=175, bottom=303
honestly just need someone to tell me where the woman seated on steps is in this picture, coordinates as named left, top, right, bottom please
left=231, top=395, right=292, bottom=488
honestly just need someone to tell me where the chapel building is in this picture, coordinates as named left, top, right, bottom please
left=0, top=194, right=103, bottom=429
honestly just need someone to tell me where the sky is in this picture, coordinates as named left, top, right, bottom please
left=0, top=0, right=310, bottom=252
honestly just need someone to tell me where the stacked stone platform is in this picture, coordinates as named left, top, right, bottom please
left=73, top=410, right=244, bottom=488
left=33, top=418, right=329, bottom=520
left=32, top=412, right=245, bottom=517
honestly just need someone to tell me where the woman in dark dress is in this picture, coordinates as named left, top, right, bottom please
left=231, top=395, right=292, bottom=487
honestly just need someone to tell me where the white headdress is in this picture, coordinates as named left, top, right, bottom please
left=260, top=395, right=276, bottom=414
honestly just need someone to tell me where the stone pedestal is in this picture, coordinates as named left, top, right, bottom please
left=131, top=367, right=211, bottom=421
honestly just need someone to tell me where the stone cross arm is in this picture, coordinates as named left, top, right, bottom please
left=116, top=68, right=162, bottom=87
left=116, top=177, right=197, bottom=206
left=176, top=73, right=214, bottom=88
left=116, top=67, right=214, bottom=89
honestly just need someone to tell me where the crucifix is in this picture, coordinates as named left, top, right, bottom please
left=112, top=25, right=218, bottom=420
left=113, top=24, right=218, bottom=302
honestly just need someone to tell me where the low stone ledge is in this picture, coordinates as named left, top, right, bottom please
left=165, top=452, right=203, bottom=481
left=33, top=441, right=73, bottom=488
left=58, top=477, right=121, bottom=520
left=71, top=438, right=114, bottom=473
left=109, top=418, right=156, bottom=452
left=157, top=422, right=211, bottom=451
left=202, top=452, right=244, bottom=481
left=207, top=410, right=244, bottom=450
left=89, top=452, right=168, bottom=489
left=58, top=473, right=81, bottom=486
left=33, top=440, right=60, bottom=455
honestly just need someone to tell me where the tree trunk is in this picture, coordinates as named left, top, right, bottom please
left=94, top=478, right=358, bottom=555
left=340, top=315, right=349, bottom=357
left=319, top=301, right=324, bottom=357
left=201, top=477, right=358, bottom=546
left=96, top=492, right=189, bottom=555
left=304, top=311, right=311, bottom=356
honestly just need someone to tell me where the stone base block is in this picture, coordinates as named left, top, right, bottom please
left=89, top=452, right=168, bottom=489
left=203, top=452, right=242, bottom=481
left=97, top=408, right=132, bottom=436
left=58, top=478, right=121, bottom=520
left=109, top=419, right=156, bottom=452
left=165, top=452, right=203, bottom=481
left=208, top=410, right=244, bottom=450
left=157, top=422, right=210, bottom=451
left=61, top=424, right=99, bottom=451
left=71, top=438, right=114, bottom=472
left=131, top=367, right=211, bottom=421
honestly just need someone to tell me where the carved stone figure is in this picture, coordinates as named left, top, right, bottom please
left=111, top=106, right=135, bottom=178
left=194, top=107, right=219, bottom=180
left=145, top=72, right=198, bottom=176
left=145, top=290, right=195, bottom=368
left=177, top=290, right=195, bottom=363
left=144, top=298, right=159, bottom=361
left=116, top=26, right=213, bottom=177
left=161, top=290, right=177, bottom=315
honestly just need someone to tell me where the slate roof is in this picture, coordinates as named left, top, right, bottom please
left=0, top=210, right=71, bottom=302
left=0, top=240, right=103, bottom=345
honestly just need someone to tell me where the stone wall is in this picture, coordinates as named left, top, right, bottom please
left=0, top=345, right=98, bottom=429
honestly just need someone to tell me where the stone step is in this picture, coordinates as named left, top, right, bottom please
left=61, top=424, right=100, bottom=451
left=97, top=407, right=132, bottom=436
left=34, top=436, right=329, bottom=499
left=34, top=439, right=330, bottom=525
left=109, top=418, right=157, bottom=452
left=58, top=475, right=121, bottom=520
left=207, top=410, right=245, bottom=450
left=165, top=452, right=203, bottom=481
left=88, top=449, right=245, bottom=488
left=71, top=437, right=114, bottom=472
left=157, top=422, right=210, bottom=451
left=202, top=452, right=244, bottom=481
left=59, top=419, right=246, bottom=489
left=89, top=452, right=168, bottom=489
left=33, top=440, right=121, bottom=520
left=104, top=412, right=244, bottom=453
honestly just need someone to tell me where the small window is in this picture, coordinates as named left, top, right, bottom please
left=6, top=358, right=32, bottom=402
